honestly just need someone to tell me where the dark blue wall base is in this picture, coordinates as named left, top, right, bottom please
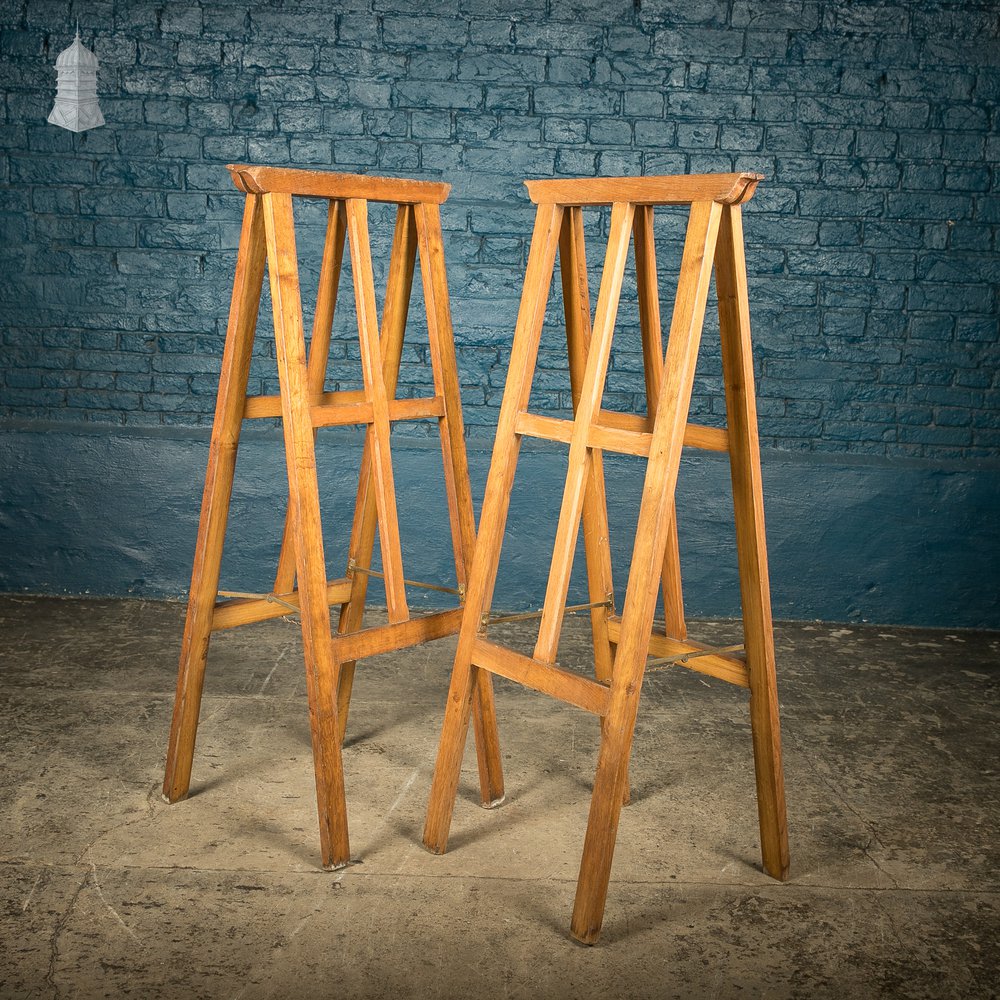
left=1, top=424, right=997, bottom=628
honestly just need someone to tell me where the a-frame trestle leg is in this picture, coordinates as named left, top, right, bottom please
left=422, top=172, right=789, bottom=944
left=163, top=163, right=503, bottom=868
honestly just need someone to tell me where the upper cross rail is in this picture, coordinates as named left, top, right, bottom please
left=524, top=172, right=763, bottom=207
left=227, top=163, right=451, bottom=204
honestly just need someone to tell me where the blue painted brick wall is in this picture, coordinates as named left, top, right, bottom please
left=0, top=0, right=998, bottom=461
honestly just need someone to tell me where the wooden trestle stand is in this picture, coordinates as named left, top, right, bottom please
left=422, top=173, right=789, bottom=943
left=162, top=164, right=503, bottom=870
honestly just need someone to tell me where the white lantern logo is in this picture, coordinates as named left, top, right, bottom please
left=48, top=26, right=105, bottom=133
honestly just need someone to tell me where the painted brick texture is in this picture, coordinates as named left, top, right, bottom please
left=0, top=0, right=997, bottom=461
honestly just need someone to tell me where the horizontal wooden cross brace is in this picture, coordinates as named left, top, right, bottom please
left=468, top=619, right=748, bottom=721
left=606, top=618, right=750, bottom=688
left=212, top=579, right=353, bottom=631
left=244, top=390, right=446, bottom=427
left=472, top=638, right=612, bottom=717
left=514, top=410, right=729, bottom=455
left=329, top=608, right=464, bottom=662
left=213, top=583, right=464, bottom=660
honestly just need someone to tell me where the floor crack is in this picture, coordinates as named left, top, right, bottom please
left=44, top=868, right=89, bottom=1000
left=88, top=862, right=141, bottom=944
left=74, top=782, right=161, bottom=865
left=785, top=732, right=902, bottom=889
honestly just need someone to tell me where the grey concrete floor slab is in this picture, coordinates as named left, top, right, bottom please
left=0, top=595, right=998, bottom=999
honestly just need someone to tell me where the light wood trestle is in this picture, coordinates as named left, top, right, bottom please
left=162, top=164, right=504, bottom=870
left=421, top=172, right=790, bottom=944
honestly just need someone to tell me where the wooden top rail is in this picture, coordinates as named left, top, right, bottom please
left=524, top=172, right=762, bottom=207
left=227, top=164, right=451, bottom=204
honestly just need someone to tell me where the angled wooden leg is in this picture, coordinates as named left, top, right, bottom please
left=335, top=204, right=417, bottom=742
left=533, top=201, right=635, bottom=666
left=423, top=203, right=564, bottom=853
left=263, top=191, right=350, bottom=869
left=417, top=201, right=504, bottom=808
left=634, top=205, right=687, bottom=642
left=559, top=207, right=629, bottom=806
left=163, top=194, right=267, bottom=804
left=560, top=207, right=615, bottom=678
left=415, top=203, right=478, bottom=596
left=572, top=201, right=723, bottom=944
left=273, top=199, right=347, bottom=596
left=716, top=204, right=790, bottom=882
left=346, top=198, right=410, bottom=625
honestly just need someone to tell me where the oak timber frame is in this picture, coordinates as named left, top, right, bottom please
left=162, top=164, right=503, bottom=870
left=422, top=173, right=790, bottom=943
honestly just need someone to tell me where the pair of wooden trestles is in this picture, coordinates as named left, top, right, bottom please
left=163, top=163, right=788, bottom=945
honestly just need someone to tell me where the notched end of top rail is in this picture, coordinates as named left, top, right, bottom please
left=729, top=171, right=764, bottom=204
left=227, top=165, right=262, bottom=194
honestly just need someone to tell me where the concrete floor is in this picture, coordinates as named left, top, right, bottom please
left=0, top=595, right=998, bottom=999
